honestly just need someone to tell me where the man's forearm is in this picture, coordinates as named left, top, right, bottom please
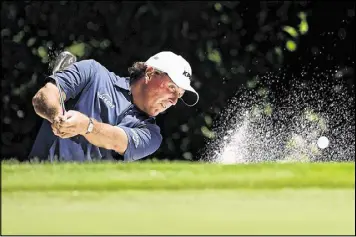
left=32, top=92, right=62, bottom=123
left=32, top=83, right=63, bottom=123
left=83, top=119, right=129, bottom=155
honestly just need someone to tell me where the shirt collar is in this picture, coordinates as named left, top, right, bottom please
left=113, top=76, right=136, bottom=105
left=113, top=76, right=131, bottom=91
left=113, top=76, right=156, bottom=119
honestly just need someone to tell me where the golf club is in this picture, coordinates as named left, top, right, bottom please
left=51, top=51, right=77, bottom=114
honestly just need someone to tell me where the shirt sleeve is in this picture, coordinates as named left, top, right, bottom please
left=117, top=122, right=163, bottom=162
left=47, top=59, right=96, bottom=101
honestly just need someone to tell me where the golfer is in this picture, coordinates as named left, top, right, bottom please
left=30, top=51, right=199, bottom=162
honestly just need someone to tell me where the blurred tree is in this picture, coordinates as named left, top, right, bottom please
left=1, top=1, right=354, bottom=161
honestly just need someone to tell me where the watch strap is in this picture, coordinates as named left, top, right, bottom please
left=86, top=117, right=94, bottom=134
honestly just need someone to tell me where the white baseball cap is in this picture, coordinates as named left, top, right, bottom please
left=145, top=51, right=199, bottom=106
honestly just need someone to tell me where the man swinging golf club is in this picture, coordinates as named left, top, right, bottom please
left=30, top=51, right=199, bottom=162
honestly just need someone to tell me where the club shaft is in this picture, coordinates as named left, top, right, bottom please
left=51, top=51, right=77, bottom=115
left=53, top=74, right=66, bottom=115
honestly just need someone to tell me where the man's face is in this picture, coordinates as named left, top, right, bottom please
left=142, top=70, right=185, bottom=117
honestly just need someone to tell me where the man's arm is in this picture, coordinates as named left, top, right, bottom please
left=53, top=110, right=162, bottom=160
left=32, top=59, right=96, bottom=123
left=84, top=119, right=129, bottom=155
left=51, top=110, right=128, bottom=154
left=32, top=82, right=66, bottom=123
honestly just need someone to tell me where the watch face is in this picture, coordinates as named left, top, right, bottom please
left=88, top=123, right=94, bottom=132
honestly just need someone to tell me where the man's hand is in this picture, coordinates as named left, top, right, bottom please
left=52, top=110, right=129, bottom=154
left=52, top=110, right=89, bottom=139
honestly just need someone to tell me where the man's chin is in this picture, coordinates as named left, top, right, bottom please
left=148, top=109, right=161, bottom=117
left=147, top=104, right=167, bottom=116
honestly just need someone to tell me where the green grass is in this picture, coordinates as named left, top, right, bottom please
left=1, top=162, right=355, bottom=191
left=1, top=162, right=355, bottom=235
left=2, top=190, right=354, bottom=235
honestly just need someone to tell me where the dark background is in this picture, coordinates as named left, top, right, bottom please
left=1, top=1, right=354, bottom=162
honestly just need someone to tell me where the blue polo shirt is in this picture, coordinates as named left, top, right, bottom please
left=29, top=59, right=162, bottom=162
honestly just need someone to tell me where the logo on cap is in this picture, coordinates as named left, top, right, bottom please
left=183, top=70, right=191, bottom=78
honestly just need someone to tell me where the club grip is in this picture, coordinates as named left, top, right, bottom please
left=52, top=51, right=77, bottom=73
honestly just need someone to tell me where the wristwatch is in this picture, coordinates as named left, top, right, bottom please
left=86, top=117, right=94, bottom=134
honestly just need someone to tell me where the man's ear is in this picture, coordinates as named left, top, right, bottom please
left=145, top=66, right=154, bottom=83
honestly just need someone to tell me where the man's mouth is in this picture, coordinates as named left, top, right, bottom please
left=160, top=103, right=167, bottom=109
